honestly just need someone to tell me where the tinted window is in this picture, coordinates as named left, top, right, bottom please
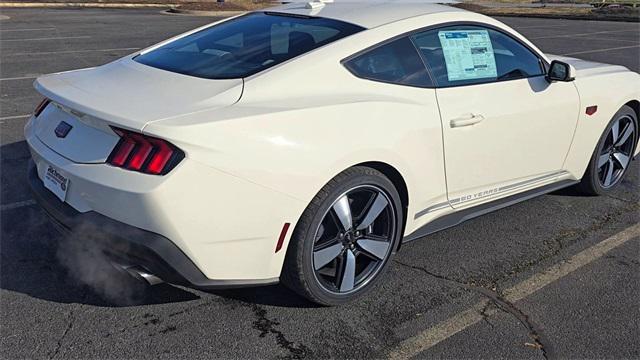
left=411, top=26, right=545, bottom=87
left=135, top=12, right=364, bottom=79
left=344, top=37, right=433, bottom=88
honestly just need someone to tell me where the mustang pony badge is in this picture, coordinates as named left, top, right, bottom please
left=54, top=121, right=72, bottom=138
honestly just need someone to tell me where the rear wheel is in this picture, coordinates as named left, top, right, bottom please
left=281, top=167, right=403, bottom=306
left=577, top=105, right=637, bottom=195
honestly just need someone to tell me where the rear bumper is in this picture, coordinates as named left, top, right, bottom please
left=28, top=160, right=278, bottom=290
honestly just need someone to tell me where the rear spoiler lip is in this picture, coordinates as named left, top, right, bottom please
left=33, top=72, right=149, bottom=133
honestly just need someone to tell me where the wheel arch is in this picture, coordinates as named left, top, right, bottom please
left=624, top=99, right=640, bottom=131
left=622, top=100, right=640, bottom=157
left=355, top=161, right=409, bottom=250
left=625, top=100, right=639, bottom=119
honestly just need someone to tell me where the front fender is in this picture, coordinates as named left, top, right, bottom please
left=563, top=71, right=640, bottom=178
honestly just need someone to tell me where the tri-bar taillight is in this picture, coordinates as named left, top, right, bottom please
left=107, top=127, right=184, bottom=175
left=34, top=98, right=51, bottom=118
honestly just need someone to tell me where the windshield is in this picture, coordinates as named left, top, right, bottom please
left=134, top=12, right=364, bottom=79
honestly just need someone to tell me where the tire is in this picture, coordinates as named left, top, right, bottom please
left=576, top=105, right=638, bottom=196
left=281, top=166, right=404, bottom=306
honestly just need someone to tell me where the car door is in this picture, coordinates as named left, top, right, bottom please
left=411, top=25, right=579, bottom=208
left=342, top=35, right=449, bottom=223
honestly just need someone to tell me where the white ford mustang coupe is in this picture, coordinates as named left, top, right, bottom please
left=26, top=1, right=639, bottom=305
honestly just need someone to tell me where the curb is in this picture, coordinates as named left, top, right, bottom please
left=0, top=2, right=173, bottom=8
left=0, top=2, right=250, bottom=15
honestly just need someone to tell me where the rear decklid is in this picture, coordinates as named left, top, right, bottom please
left=34, top=57, right=243, bottom=163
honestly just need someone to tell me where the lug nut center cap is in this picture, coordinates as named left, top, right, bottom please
left=344, top=231, right=355, bottom=244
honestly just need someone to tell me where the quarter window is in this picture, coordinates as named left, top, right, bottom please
left=344, top=37, right=433, bottom=88
left=411, top=26, right=545, bottom=87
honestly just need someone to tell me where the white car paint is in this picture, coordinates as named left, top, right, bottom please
left=25, top=2, right=640, bottom=284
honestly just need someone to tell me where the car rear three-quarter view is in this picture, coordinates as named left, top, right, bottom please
left=26, top=1, right=640, bottom=306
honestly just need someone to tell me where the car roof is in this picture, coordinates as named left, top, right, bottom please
left=266, top=1, right=466, bottom=29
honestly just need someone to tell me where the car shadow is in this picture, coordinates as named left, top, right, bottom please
left=0, top=200, right=314, bottom=308
left=550, top=185, right=591, bottom=197
left=0, top=205, right=201, bottom=307
left=207, top=285, right=320, bottom=309
left=1, top=140, right=315, bottom=308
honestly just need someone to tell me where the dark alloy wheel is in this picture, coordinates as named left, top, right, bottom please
left=578, top=105, right=638, bottom=195
left=596, top=114, right=636, bottom=189
left=281, top=167, right=403, bottom=306
left=312, top=185, right=396, bottom=294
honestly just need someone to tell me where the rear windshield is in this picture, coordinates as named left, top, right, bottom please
left=134, top=12, right=364, bottom=79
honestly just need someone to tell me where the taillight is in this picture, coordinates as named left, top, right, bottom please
left=34, top=98, right=51, bottom=118
left=108, top=127, right=184, bottom=175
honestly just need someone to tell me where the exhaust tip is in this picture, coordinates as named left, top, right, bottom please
left=127, top=267, right=164, bottom=286
left=111, top=262, right=163, bottom=286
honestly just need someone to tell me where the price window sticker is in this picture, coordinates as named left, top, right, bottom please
left=438, top=30, right=498, bottom=82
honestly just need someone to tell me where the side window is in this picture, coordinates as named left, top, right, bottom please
left=344, top=37, right=433, bottom=88
left=411, top=26, right=545, bottom=87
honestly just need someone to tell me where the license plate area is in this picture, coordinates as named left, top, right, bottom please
left=43, top=164, right=69, bottom=201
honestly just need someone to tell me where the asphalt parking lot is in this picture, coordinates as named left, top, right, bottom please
left=1, top=8, right=639, bottom=359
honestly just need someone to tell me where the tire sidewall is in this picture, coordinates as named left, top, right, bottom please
left=297, top=169, right=404, bottom=305
left=587, top=106, right=638, bottom=195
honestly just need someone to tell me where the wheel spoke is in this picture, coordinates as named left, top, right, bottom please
left=611, top=120, right=620, bottom=144
left=314, top=236, right=340, bottom=251
left=333, top=195, right=353, bottom=231
left=604, top=159, right=615, bottom=186
left=313, top=243, right=343, bottom=270
left=613, top=152, right=630, bottom=170
left=357, top=238, right=390, bottom=260
left=597, top=153, right=610, bottom=169
left=356, top=193, right=389, bottom=231
left=339, top=250, right=356, bottom=292
left=615, top=122, right=634, bottom=147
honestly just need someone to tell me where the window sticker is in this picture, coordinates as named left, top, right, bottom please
left=438, top=30, right=498, bottom=82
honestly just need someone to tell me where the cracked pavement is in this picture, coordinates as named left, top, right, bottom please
left=1, top=9, right=639, bottom=359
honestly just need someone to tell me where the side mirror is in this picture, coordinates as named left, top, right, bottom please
left=546, top=60, right=576, bottom=82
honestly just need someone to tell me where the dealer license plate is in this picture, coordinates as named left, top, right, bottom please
left=43, top=164, right=69, bottom=201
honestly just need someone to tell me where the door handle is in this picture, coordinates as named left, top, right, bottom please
left=450, top=114, right=485, bottom=128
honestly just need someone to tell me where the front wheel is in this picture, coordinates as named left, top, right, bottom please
left=281, top=167, right=404, bottom=306
left=577, top=105, right=638, bottom=195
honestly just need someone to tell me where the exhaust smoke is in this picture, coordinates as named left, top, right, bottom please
left=55, top=224, right=150, bottom=306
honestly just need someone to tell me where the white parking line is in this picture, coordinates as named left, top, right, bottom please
left=563, top=45, right=640, bottom=56
left=0, top=75, right=38, bottom=81
left=0, top=199, right=36, bottom=212
left=0, top=28, right=56, bottom=32
left=518, top=24, right=571, bottom=29
left=388, top=223, right=640, bottom=360
left=530, top=29, right=638, bottom=40
left=0, top=114, right=31, bottom=120
left=574, top=37, right=640, bottom=44
left=2, top=47, right=140, bottom=57
left=1, top=36, right=91, bottom=42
